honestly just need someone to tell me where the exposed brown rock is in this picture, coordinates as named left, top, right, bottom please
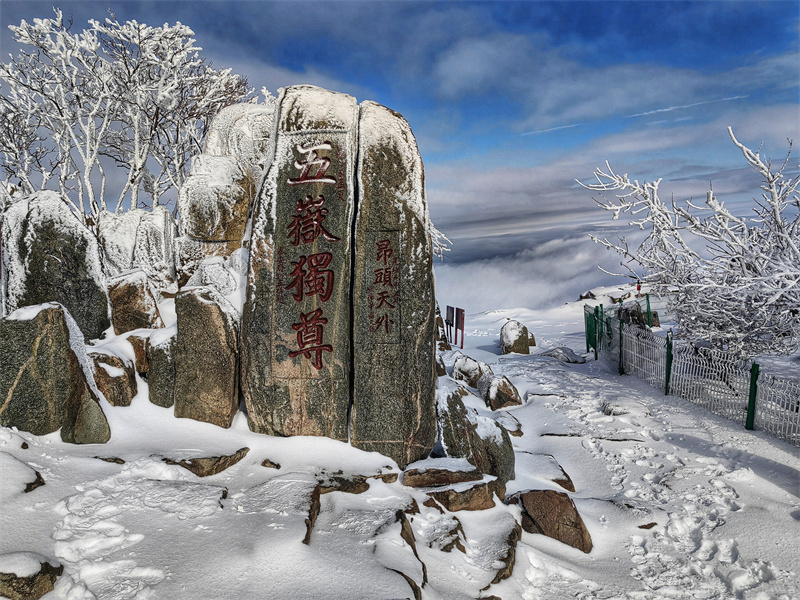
left=452, top=353, right=493, bottom=388
left=163, top=447, right=249, bottom=477
left=261, top=458, right=281, bottom=469
left=509, top=489, right=593, bottom=553
left=477, top=374, right=523, bottom=410
left=403, top=464, right=483, bottom=488
left=125, top=331, right=150, bottom=374
left=24, top=471, right=45, bottom=493
left=107, top=270, right=164, bottom=335
left=0, top=554, right=63, bottom=600
left=89, top=351, right=137, bottom=407
left=303, top=484, right=322, bottom=545
left=426, top=478, right=506, bottom=512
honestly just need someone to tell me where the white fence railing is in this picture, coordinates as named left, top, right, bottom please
left=584, top=304, right=800, bottom=447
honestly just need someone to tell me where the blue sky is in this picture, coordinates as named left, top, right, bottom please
left=2, top=1, right=799, bottom=312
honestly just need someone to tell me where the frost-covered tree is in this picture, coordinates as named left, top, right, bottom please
left=0, top=10, right=250, bottom=221
left=581, top=128, right=800, bottom=356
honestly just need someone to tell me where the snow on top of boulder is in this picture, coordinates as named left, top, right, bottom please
left=149, top=323, right=177, bottom=349
left=2, top=192, right=107, bottom=316
left=500, top=319, right=526, bottom=346
left=404, top=456, right=475, bottom=474
left=97, top=209, right=145, bottom=276
left=358, top=100, right=427, bottom=227
left=278, top=85, right=358, bottom=132
left=0, top=551, right=57, bottom=578
left=61, top=304, right=105, bottom=403
left=4, top=301, right=62, bottom=321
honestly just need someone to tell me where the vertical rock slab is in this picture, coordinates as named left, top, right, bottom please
left=107, top=270, right=164, bottom=335
left=0, top=303, right=110, bottom=444
left=241, top=85, right=358, bottom=440
left=174, top=286, right=239, bottom=428
left=1, top=192, right=110, bottom=340
left=350, top=101, right=436, bottom=467
left=147, top=325, right=177, bottom=408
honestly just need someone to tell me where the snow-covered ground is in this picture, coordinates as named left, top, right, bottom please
left=2, top=288, right=799, bottom=599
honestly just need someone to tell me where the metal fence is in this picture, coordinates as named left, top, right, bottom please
left=584, top=304, right=800, bottom=447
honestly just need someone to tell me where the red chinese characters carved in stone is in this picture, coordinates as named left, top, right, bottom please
left=376, top=239, right=393, bottom=265
left=286, top=252, right=334, bottom=302
left=288, top=308, right=333, bottom=370
left=287, top=142, right=337, bottom=186
left=287, top=195, right=340, bottom=246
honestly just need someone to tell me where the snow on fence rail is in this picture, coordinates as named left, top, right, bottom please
left=584, top=304, right=800, bottom=447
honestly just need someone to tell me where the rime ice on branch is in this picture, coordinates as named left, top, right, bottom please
left=580, top=128, right=800, bottom=355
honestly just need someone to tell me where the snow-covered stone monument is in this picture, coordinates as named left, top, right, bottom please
left=0, top=85, right=439, bottom=469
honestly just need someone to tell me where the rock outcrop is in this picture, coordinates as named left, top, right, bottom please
left=2, top=192, right=110, bottom=340
left=508, top=489, right=593, bottom=553
left=477, top=373, right=523, bottom=410
left=174, top=286, right=239, bottom=428
left=500, top=319, right=529, bottom=355
left=0, top=303, right=110, bottom=444
left=0, top=552, right=63, bottom=600
left=350, top=100, right=436, bottom=468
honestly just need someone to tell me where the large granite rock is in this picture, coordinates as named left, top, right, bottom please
left=204, top=102, right=275, bottom=176
left=500, top=319, right=530, bottom=355
left=88, top=349, right=137, bottom=407
left=241, top=85, right=358, bottom=440
left=107, top=270, right=164, bottom=335
left=178, top=155, right=254, bottom=243
left=350, top=101, right=436, bottom=468
left=147, top=325, right=177, bottom=408
left=97, top=207, right=177, bottom=292
left=0, top=303, right=110, bottom=444
left=452, top=352, right=493, bottom=388
left=1, top=192, right=110, bottom=340
left=477, top=373, right=523, bottom=410
left=0, top=552, right=63, bottom=600
left=174, top=286, right=239, bottom=428
left=175, top=237, right=242, bottom=287
left=508, top=489, right=593, bottom=553
left=436, top=381, right=515, bottom=486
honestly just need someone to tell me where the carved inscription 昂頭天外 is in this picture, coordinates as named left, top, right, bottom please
left=282, top=141, right=343, bottom=372
left=366, top=232, right=400, bottom=344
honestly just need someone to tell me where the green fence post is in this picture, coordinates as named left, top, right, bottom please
left=618, top=318, right=625, bottom=375
left=746, top=362, right=760, bottom=431
left=646, top=293, right=652, bottom=327
left=584, top=307, right=591, bottom=353
left=664, top=331, right=673, bottom=396
left=593, top=307, right=599, bottom=360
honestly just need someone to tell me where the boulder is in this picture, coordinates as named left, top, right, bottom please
left=204, top=102, right=275, bottom=176
left=350, top=100, right=437, bottom=468
left=0, top=303, right=110, bottom=444
left=241, top=85, right=358, bottom=441
left=125, top=331, right=150, bottom=374
left=163, top=447, right=249, bottom=477
left=96, top=209, right=145, bottom=276
left=436, top=382, right=515, bottom=486
left=132, top=206, right=177, bottom=291
left=178, top=155, right=254, bottom=243
left=425, top=478, right=505, bottom=512
left=508, top=489, right=593, bottom=553
left=485, top=521, right=523, bottom=587
left=539, top=346, right=586, bottom=364
left=175, top=237, right=243, bottom=289
left=0, top=552, right=63, bottom=600
left=452, top=352, right=493, bottom=388
left=88, top=349, right=137, bottom=407
left=529, top=331, right=537, bottom=347
left=477, top=373, right=523, bottom=410
left=500, top=319, right=529, bottom=355
left=174, top=286, right=239, bottom=428
left=146, top=325, right=177, bottom=408
left=1, top=191, right=110, bottom=340
left=107, top=270, right=164, bottom=335
left=403, top=458, right=483, bottom=488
